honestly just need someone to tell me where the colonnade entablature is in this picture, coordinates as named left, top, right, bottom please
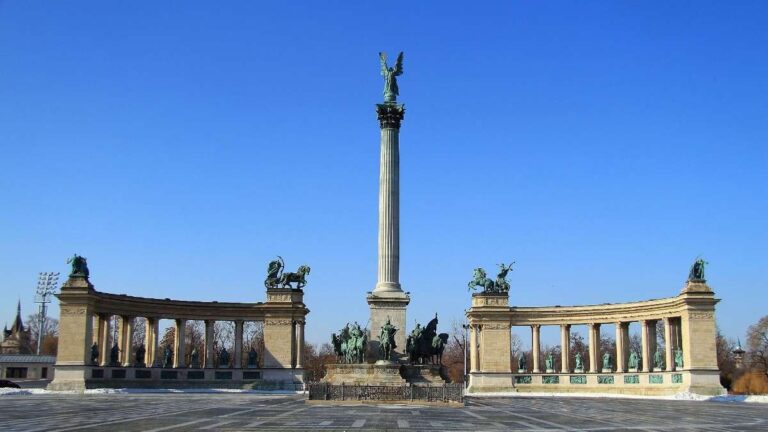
left=466, top=279, right=725, bottom=396
left=49, top=273, right=308, bottom=391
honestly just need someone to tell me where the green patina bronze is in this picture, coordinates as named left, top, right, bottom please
left=406, top=314, right=449, bottom=365
left=542, top=375, right=559, bottom=384
left=379, top=52, right=403, bottom=103
left=570, top=375, right=587, bottom=384
left=649, top=374, right=664, bottom=384
left=545, top=352, right=555, bottom=371
left=628, top=351, right=640, bottom=369
left=378, top=317, right=398, bottom=361
left=672, top=373, right=683, bottom=383
left=574, top=352, right=584, bottom=370
left=517, top=353, right=527, bottom=371
left=597, top=375, right=615, bottom=384
left=674, top=348, right=684, bottom=368
left=688, top=257, right=708, bottom=281
left=331, top=322, right=368, bottom=364
left=653, top=348, right=665, bottom=370
left=602, top=351, right=613, bottom=370
left=515, top=375, right=532, bottom=384
left=264, top=256, right=310, bottom=290
left=624, top=375, right=640, bottom=384
left=67, top=254, right=89, bottom=277
left=468, top=262, right=514, bottom=294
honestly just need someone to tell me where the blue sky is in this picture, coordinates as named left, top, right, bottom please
left=2, top=1, right=766, bottom=347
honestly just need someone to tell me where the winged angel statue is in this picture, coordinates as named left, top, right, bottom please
left=379, top=51, right=404, bottom=103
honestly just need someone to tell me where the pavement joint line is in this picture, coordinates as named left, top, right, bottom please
left=142, top=419, right=211, bottom=432
left=319, top=420, right=333, bottom=426
left=199, top=420, right=236, bottom=430
left=44, top=404, right=228, bottom=432
left=473, top=400, right=577, bottom=431
left=351, top=419, right=366, bottom=427
left=217, top=406, right=266, bottom=417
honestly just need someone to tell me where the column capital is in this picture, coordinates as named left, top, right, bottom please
left=376, top=103, right=405, bottom=129
left=531, top=324, right=541, bottom=330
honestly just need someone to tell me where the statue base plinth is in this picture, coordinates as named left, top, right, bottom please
left=401, top=364, right=448, bottom=384
left=367, top=291, right=410, bottom=362
left=323, top=363, right=406, bottom=385
left=574, top=368, right=585, bottom=373
left=602, top=368, right=613, bottom=373
left=545, top=369, right=555, bottom=373
left=628, top=367, right=639, bottom=372
left=517, top=369, right=527, bottom=374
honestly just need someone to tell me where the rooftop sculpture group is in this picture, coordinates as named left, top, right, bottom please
left=67, top=254, right=89, bottom=278
left=264, top=256, right=311, bottom=290
left=468, top=262, right=514, bottom=294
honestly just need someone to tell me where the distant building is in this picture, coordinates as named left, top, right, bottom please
left=0, top=354, right=55, bottom=379
left=1, top=301, right=31, bottom=354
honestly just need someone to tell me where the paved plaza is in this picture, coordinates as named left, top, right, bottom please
left=1, top=393, right=766, bottom=431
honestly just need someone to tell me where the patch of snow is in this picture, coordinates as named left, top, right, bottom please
left=469, top=391, right=768, bottom=403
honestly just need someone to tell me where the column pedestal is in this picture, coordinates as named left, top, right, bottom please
left=367, top=292, right=410, bottom=361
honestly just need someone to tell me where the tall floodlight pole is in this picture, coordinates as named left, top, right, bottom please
left=367, top=52, right=410, bottom=359
left=35, top=272, right=60, bottom=355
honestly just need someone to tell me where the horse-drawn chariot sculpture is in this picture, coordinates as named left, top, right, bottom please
left=264, top=256, right=311, bottom=289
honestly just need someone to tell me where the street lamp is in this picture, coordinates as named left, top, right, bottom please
left=462, top=323, right=470, bottom=387
left=35, top=272, right=60, bottom=355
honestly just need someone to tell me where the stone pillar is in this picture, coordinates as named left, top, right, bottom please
left=98, top=314, right=110, bottom=367
left=588, top=323, right=600, bottom=373
left=664, top=317, right=674, bottom=371
left=150, top=318, right=161, bottom=367
left=469, top=324, right=479, bottom=372
left=121, top=316, right=134, bottom=367
left=641, top=320, right=652, bottom=372
left=531, top=324, right=541, bottom=373
left=368, top=102, right=410, bottom=360
left=560, top=324, right=571, bottom=373
left=648, top=320, right=658, bottom=363
left=92, top=315, right=100, bottom=346
left=204, top=320, right=215, bottom=368
left=234, top=320, right=244, bottom=369
left=294, top=320, right=304, bottom=369
left=144, top=317, right=154, bottom=367
left=47, top=275, right=95, bottom=391
left=615, top=322, right=626, bottom=373
left=174, top=319, right=186, bottom=368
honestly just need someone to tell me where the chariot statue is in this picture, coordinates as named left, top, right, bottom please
left=688, top=257, right=708, bottom=281
left=264, top=256, right=310, bottom=290
left=495, top=262, right=514, bottom=293
left=379, top=51, right=403, bottom=103
left=67, top=254, right=89, bottom=277
left=468, top=267, right=496, bottom=292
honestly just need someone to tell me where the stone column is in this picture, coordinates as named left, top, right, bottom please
left=234, top=320, right=244, bottom=369
left=664, top=317, right=674, bottom=371
left=295, top=320, right=304, bottom=369
left=174, top=319, right=186, bottom=368
left=144, top=317, right=154, bottom=367
left=648, top=320, right=658, bottom=362
left=615, top=322, right=626, bottom=373
left=469, top=324, right=479, bottom=372
left=531, top=325, right=541, bottom=373
left=150, top=318, right=161, bottom=367
left=588, top=323, right=600, bottom=373
left=99, top=314, right=110, bottom=367
left=121, top=316, right=134, bottom=367
left=560, top=324, right=571, bottom=373
left=367, top=102, right=410, bottom=359
left=204, top=320, right=215, bottom=368
left=641, top=320, right=652, bottom=372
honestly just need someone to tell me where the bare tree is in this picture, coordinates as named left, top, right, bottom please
left=132, top=318, right=146, bottom=350
left=25, top=313, right=59, bottom=355
left=747, top=315, right=768, bottom=378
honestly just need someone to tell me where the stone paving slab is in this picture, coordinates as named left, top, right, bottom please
left=0, top=393, right=766, bottom=431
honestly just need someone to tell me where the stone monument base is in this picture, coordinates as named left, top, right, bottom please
left=401, top=364, right=448, bottom=384
left=323, top=363, right=406, bottom=385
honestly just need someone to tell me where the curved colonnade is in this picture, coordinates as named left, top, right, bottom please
left=49, top=274, right=308, bottom=391
left=466, top=279, right=724, bottom=395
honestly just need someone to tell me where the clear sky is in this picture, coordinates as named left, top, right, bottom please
left=2, top=1, right=766, bottom=347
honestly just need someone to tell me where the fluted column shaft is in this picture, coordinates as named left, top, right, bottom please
left=150, top=318, right=161, bottom=367
left=469, top=325, right=479, bottom=372
left=560, top=324, right=571, bottom=373
left=641, top=320, right=652, bottom=372
left=588, top=323, right=600, bottom=373
left=121, top=316, right=133, bottom=367
left=531, top=325, right=541, bottom=373
left=376, top=127, right=401, bottom=291
left=98, top=314, right=110, bottom=367
left=204, top=320, right=215, bottom=368
left=234, top=320, right=244, bottom=369
left=174, top=319, right=186, bottom=368
left=664, top=317, right=674, bottom=371
left=295, top=320, right=304, bottom=369
left=615, top=322, right=626, bottom=373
